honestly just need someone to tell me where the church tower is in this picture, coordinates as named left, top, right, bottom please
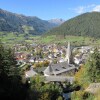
left=65, top=42, right=71, bottom=64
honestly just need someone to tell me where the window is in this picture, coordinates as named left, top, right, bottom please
left=55, top=69, right=59, bottom=71
left=62, top=67, right=66, bottom=69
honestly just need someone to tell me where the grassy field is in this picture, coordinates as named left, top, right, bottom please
left=38, top=35, right=100, bottom=46
left=0, top=32, right=100, bottom=46
left=0, top=32, right=38, bottom=44
left=0, top=32, right=25, bottom=43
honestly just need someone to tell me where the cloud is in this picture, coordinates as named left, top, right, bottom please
left=70, top=4, right=100, bottom=14
left=92, top=5, right=100, bottom=12
left=87, top=4, right=96, bottom=8
left=74, top=6, right=85, bottom=14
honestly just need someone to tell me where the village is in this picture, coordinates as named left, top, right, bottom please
left=13, top=42, right=96, bottom=80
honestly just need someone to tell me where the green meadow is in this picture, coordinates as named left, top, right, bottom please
left=0, top=32, right=100, bottom=46
left=38, top=35, right=100, bottom=46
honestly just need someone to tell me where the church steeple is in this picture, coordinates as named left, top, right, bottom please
left=65, top=42, right=71, bottom=64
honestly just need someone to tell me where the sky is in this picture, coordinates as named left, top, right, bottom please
left=0, top=0, right=100, bottom=20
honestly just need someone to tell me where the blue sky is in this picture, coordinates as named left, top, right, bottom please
left=0, top=0, right=100, bottom=20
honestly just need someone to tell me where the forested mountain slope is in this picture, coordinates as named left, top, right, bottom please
left=46, top=12, right=100, bottom=38
left=0, top=8, right=56, bottom=35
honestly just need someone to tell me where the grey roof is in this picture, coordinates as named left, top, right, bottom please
left=34, top=67, right=46, bottom=73
left=45, top=76, right=74, bottom=82
left=44, top=66, right=54, bottom=75
left=25, top=69, right=37, bottom=78
left=44, top=62, right=76, bottom=75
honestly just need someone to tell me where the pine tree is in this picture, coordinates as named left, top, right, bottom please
left=85, top=48, right=100, bottom=82
left=0, top=42, right=28, bottom=100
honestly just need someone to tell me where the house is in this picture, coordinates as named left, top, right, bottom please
left=59, top=58, right=65, bottom=63
left=48, top=54, right=54, bottom=59
left=29, top=59, right=35, bottom=63
left=74, top=57, right=82, bottom=65
left=43, top=62, right=76, bottom=76
left=25, top=69, right=37, bottom=78
left=15, top=52, right=27, bottom=61
left=79, top=46, right=91, bottom=53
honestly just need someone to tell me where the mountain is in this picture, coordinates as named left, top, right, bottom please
left=48, top=18, right=65, bottom=25
left=46, top=12, right=100, bottom=38
left=0, top=8, right=56, bottom=35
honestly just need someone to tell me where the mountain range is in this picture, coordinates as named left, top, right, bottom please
left=0, top=8, right=60, bottom=35
left=48, top=18, right=65, bottom=25
left=46, top=12, right=100, bottom=38
left=0, top=8, right=100, bottom=38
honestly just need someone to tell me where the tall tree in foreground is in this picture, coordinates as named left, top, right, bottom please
left=0, top=42, right=28, bottom=100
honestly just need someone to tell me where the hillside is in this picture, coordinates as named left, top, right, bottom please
left=46, top=12, right=100, bottom=38
left=0, top=8, right=56, bottom=35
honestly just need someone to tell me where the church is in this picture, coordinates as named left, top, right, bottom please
left=43, top=42, right=76, bottom=76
